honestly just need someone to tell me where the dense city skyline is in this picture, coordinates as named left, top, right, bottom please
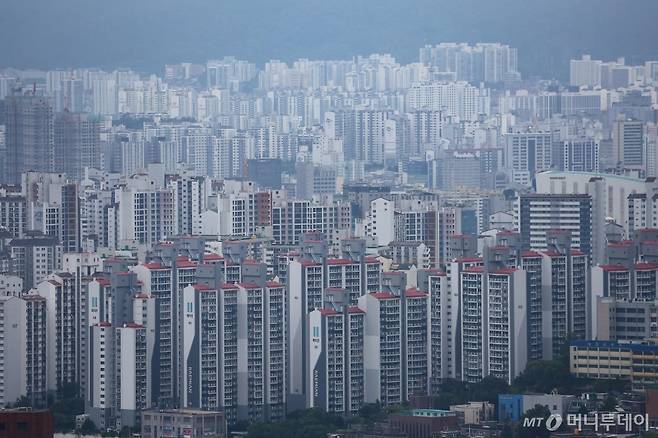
left=3, top=2, right=658, bottom=437
left=3, top=0, right=658, bottom=78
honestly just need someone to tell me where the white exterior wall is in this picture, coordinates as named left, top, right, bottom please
left=36, top=280, right=58, bottom=391
left=358, top=294, right=382, bottom=403
left=0, top=296, right=27, bottom=406
left=536, top=170, right=652, bottom=234
left=287, top=261, right=304, bottom=402
left=117, top=327, right=138, bottom=411
left=367, top=198, right=395, bottom=247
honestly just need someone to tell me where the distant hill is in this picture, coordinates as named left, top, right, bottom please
left=1, top=0, right=657, bottom=80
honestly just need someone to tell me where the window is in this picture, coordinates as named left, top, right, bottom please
left=187, top=302, right=193, bottom=313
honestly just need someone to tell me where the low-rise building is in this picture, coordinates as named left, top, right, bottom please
left=140, top=409, right=227, bottom=438
left=389, top=409, right=459, bottom=438
left=498, top=393, right=575, bottom=422
left=570, top=339, right=658, bottom=390
left=0, top=408, right=53, bottom=438
left=449, top=401, right=495, bottom=425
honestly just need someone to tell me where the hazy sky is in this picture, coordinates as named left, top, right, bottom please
left=2, top=0, right=658, bottom=78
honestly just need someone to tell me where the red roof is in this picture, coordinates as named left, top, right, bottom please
left=493, top=268, right=517, bottom=275
left=220, top=283, right=239, bottom=290
left=370, top=292, right=397, bottom=300
left=176, top=260, right=197, bottom=268
left=420, top=269, right=446, bottom=276
left=490, top=245, right=509, bottom=250
left=571, top=250, right=586, bottom=256
left=192, top=283, right=212, bottom=291
left=347, top=307, right=365, bottom=314
left=463, top=266, right=485, bottom=273
left=635, top=263, right=658, bottom=271
left=95, top=278, right=111, bottom=286
left=123, top=322, right=143, bottom=329
left=364, top=257, right=379, bottom=263
left=609, top=240, right=634, bottom=247
left=405, top=288, right=428, bottom=298
left=143, top=262, right=166, bottom=270
left=456, top=257, right=483, bottom=263
left=319, top=308, right=340, bottom=316
left=327, top=258, right=355, bottom=265
left=238, top=282, right=261, bottom=289
left=521, top=251, right=542, bottom=258
left=599, top=264, right=628, bottom=272
left=97, top=321, right=111, bottom=327
left=266, top=281, right=284, bottom=288
left=203, top=253, right=223, bottom=261
left=134, top=293, right=151, bottom=299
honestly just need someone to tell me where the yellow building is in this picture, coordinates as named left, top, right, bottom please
left=570, top=340, right=658, bottom=390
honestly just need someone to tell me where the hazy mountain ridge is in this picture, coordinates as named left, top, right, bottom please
left=1, top=0, right=657, bottom=79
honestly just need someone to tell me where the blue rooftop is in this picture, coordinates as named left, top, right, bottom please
left=571, top=339, right=658, bottom=353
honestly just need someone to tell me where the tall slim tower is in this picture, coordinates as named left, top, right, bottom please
left=5, top=94, right=55, bottom=183
left=54, top=112, right=101, bottom=180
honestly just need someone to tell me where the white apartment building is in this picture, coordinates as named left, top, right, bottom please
left=460, top=265, right=527, bottom=384
left=117, top=185, right=176, bottom=246
left=358, top=292, right=402, bottom=406
left=307, top=306, right=365, bottom=415
left=504, top=131, right=553, bottom=186
left=402, top=289, right=430, bottom=399
left=182, top=281, right=286, bottom=423
left=0, top=295, right=47, bottom=408
left=418, top=269, right=453, bottom=388
left=36, top=272, right=87, bottom=392
left=407, top=82, right=490, bottom=121
left=169, top=173, right=209, bottom=236
left=88, top=322, right=151, bottom=430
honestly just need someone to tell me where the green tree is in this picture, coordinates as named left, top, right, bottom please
left=512, top=360, right=571, bottom=393
left=8, top=396, right=31, bottom=408
left=50, top=383, right=85, bottom=432
left=500, top=423, right=514, bottom=438
left=592, top=378, right=630, bottom=393
left=433, top=379, right=469, bottom=409
left=78, top=418, right=99, bottom=435
left=431, top=376, right=511, bottom=409
left=600, top=395, right=617, bottom=412
left=357, top=402, right=386, bottom=425
left=247, top=408, right=345, bottom=438
left=516, top=404, right=551, bottom=438
left=471, top=376, right=511, bottom=404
